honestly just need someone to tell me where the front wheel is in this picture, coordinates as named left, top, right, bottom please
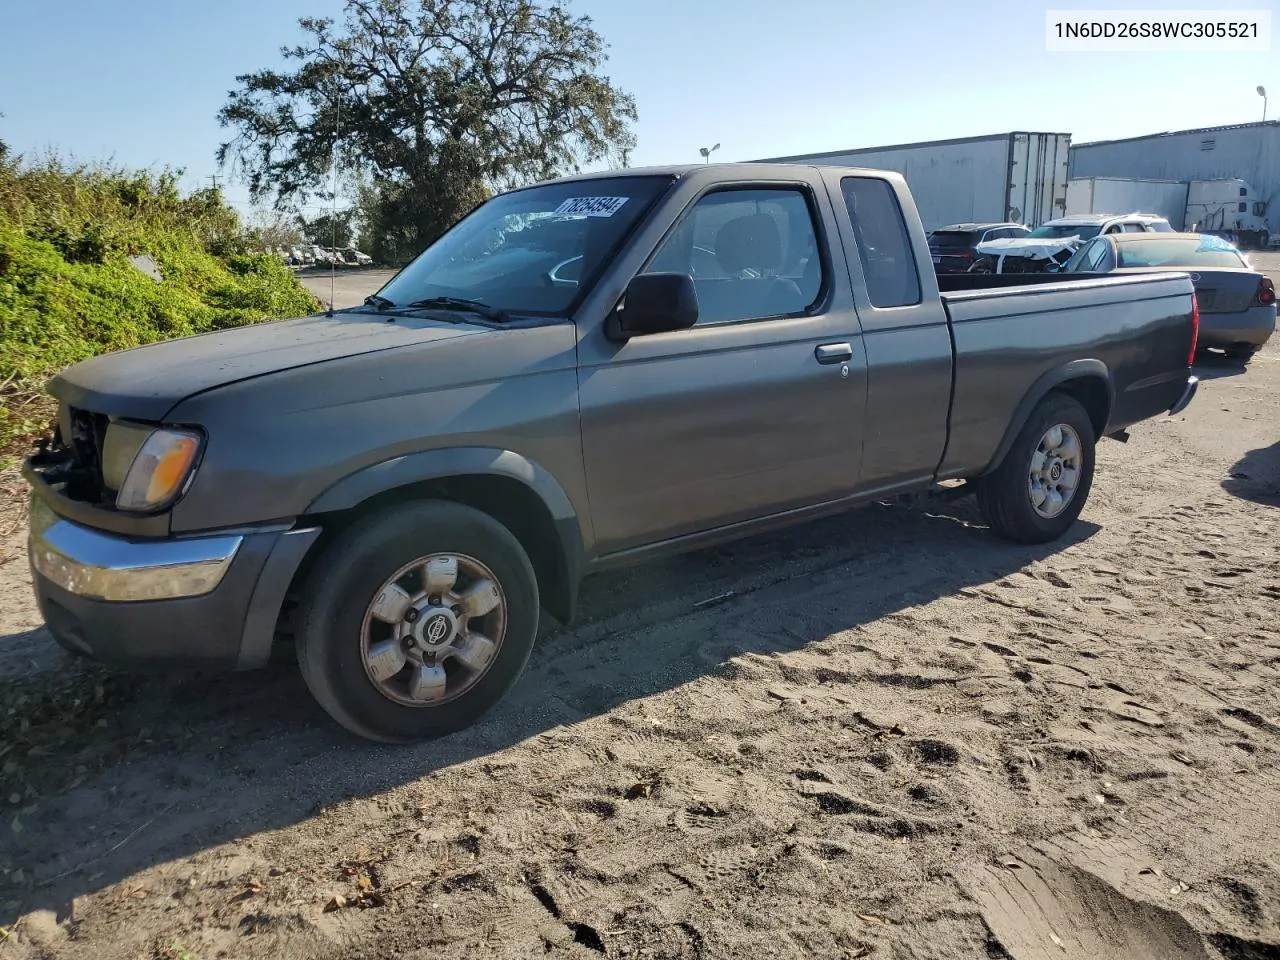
left=295, top=500, right=539, bottom=742
left=975, top=393, right=1097, bottom=544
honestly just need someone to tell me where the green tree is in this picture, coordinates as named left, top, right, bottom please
left=216, top=0, right=636, bottom=257
left=300, top=210, right=355, bottom=248
left=248, top=207, right=305, bottom=249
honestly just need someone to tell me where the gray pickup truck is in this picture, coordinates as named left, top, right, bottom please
left=25, top=164, right=1200, bottom=742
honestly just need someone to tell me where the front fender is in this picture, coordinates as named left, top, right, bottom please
left=305, top=446, right=586, bottom=619
left=307, top=446, right=575, bottom=520
left=981, top=359, right=1114, bottom=475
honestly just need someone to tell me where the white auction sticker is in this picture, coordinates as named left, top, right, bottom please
left=553, top=196, right=630, bottom=218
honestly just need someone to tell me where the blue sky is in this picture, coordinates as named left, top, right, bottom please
left=2, top=0, right=1276, bottom=218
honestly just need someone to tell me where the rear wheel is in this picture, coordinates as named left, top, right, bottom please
left=1225, top=343, right=1256, bottom=364
left=295, top=500, right=539, bottom=742
left=976, top=393, right=1096, bottom=544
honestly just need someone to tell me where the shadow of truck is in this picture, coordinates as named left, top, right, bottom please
left=0, top=493, right=1096, bottom=923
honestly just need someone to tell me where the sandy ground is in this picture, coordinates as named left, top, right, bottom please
left=0, top=270, right=1277, bottom=959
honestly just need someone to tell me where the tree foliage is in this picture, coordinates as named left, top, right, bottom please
left=249, top=208, right=306, bottom=249
left=0, top=154, right=318, bottom=453
left=300, top=210, right=356, bottom=248
left=217, top=0, right=637, bottom=254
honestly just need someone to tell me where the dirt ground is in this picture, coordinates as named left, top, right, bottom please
left=0, top=288, right=1277, bottom=959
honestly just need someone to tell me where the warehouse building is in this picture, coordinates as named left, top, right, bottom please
left=1069, top=121, right=1280, bottom=238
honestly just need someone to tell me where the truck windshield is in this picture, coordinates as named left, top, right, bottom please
left=375, top=175, right=674, bottom=316
left=1028, top=224, right=1102, bottom=240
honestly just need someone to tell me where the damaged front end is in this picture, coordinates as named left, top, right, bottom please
left=969, top=237, right=1086, bottom=275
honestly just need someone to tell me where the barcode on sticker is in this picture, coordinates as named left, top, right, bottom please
left=553, top=196, right=629, bottom=218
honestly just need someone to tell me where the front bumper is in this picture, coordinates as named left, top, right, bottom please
left=29, top=498, right=241, bottom=601
left=28, top=498, right=320, bottom=670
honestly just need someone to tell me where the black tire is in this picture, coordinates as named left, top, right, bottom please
left=1225, top=344, right=1256, bottom=363
left=295, top=500, right=539, bottom=743
left=975, top=393, right=1096, bottom=544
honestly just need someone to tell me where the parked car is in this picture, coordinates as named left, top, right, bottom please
left=341, top=247, right=374, bottom=266
left=1059, top=232, right=1276, bottom=362
left=973, top=213, right=1175, bottom=274
left=928, top=222, right=1030, bottom=273
left=24, top=163, right=1199, bottom=742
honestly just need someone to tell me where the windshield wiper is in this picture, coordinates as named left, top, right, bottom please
left=363, top=294, right=396, bottom=310
left=404, top=296, right=508, bottom=322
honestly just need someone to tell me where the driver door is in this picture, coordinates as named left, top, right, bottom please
left=576, top=177, right=868, bottom=557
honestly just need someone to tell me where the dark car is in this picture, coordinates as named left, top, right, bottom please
left=1060, top=232, right=1276, bottom=362
left=928, top=222, right=1030, bottom=273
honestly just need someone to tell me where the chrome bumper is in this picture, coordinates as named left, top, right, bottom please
left=28, top=497, right=242, bottom=602
left=1168, top=375, right=1199, bottom=416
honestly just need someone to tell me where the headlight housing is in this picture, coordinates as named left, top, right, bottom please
left=104, top=423, right=203, bottom=512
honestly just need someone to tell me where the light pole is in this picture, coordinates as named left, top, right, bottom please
left=1259, top=85, right=1268, bottom=121
left=699, top=143, right=720, bottom=164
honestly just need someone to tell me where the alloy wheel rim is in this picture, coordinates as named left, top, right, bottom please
left=1027, top=423, right=1083, bottom=519
left=359, top=553, right=507, bottom=707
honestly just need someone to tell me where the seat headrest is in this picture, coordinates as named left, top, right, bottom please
left=715, top=213, right=782, bottom=275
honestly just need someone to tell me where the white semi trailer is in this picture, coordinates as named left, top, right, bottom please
left=1066, top=176, right=1269, bottom=247
left=756, top=131, right=1071, bottom=231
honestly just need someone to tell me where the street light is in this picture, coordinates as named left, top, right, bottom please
left=699, top=143, right=720, bottom=164
left=1258, top=85, right=1268, bottom=121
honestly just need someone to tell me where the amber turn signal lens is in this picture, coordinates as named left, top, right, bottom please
left=115, top=428, right=202, bottom=511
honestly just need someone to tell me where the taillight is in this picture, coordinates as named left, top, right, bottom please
left=1188, top=292, right=1200, bottom=365
left=1257, top=277, right=1276, bottom=306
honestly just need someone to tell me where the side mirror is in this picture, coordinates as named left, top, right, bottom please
left=606, top=273, right=698, bottom=341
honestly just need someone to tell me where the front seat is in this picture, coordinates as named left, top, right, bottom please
left=710, top=213, right=804, bottom=322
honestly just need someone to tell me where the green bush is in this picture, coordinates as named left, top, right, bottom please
left=0, top=153, right=320, bottom=453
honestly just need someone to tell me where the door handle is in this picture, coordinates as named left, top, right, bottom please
left=814, top=342, right=853, bottom=365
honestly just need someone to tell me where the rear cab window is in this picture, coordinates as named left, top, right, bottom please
left=839, top=177, right=922, bottom=308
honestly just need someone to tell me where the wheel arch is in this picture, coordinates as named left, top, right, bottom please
left=297, top=448, right=585, bottom=625
left=981, top=360, right=1113, bottom=476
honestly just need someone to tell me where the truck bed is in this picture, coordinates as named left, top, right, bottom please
left=934, top=271, right=1196, bottom=479
left=935, top=271, right=1173, bottom=293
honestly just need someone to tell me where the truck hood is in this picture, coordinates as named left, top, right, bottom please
left=50, top=310, right=487, bottom=422
left=976, top=236, right=1086, bottom=259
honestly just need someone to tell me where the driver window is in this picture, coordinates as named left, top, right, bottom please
left=642, top=188, right=824, bottom=325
